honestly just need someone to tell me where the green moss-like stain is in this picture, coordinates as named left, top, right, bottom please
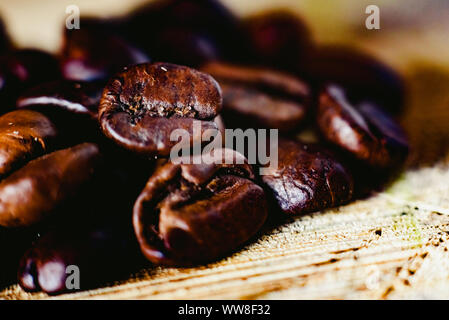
left=392, top=211, right=423, bottom=248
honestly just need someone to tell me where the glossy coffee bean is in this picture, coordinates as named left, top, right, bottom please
left=0, top=49, right=60, bottom=111
left=262, top=139, right=353, bottom=215
left=133, top=149, right=268, bottom=265
left=0, top=143, right=101, bottom=228
left=17, top=80, right=101, bottom=119
left=16, top=80, right=104, bottom=144
left=0, top=110, right=57, bottom=178
left=297, top=45, right=405, bottom=114
left=99, top=62, right=222, bottom=157
left=202, top=62, right=310, bottom=132
left=10, top=146, right=151, bottom=292
left=317, top=85, right=409, bottom=168
left=242, top=10, right=312, bottom=69
left=18, top=223, right=142, bottom=295
left=127, top=0, right=241, bottom=62
left=61, top=25, right=149, bottom=82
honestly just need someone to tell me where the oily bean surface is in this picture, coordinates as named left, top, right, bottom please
left=262, top=139, right=354, bottom=215
left=133, top=149, right=268, bottom=265
left=317, top=84, right=409, bottom=168
left=0, top=110, right=58, bottom=178
left=202, top=62, right=310, bottom=132
left=0, top=143, right=101, bottom=228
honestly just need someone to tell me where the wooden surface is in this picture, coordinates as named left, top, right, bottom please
left=1, top=0, right=449, bottom=300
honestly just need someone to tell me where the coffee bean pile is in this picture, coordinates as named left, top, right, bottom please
left=0, top=0, right=408, bottom=295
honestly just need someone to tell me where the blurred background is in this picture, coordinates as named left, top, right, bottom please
left=2, top=0, right=449, bottom=71
left=1, top=0, right=449, bottom=166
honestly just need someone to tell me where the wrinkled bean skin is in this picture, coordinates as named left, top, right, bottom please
left=0, top=110, right=57, bottom=178
left=61, top=26, right=149, bottom=82
left=201, top=62, right=310, bottom=132
left=18, top=224, right=142, bottom=295
left=317, top=85, right=409, bottom=168
left=262, top=139, right=354, bottom=215
left=242, top=10, right=312, bottom=69
left=0, top=50, right=60, bottom=111
left=99, top=62, right=222, bottom=156
left=133, top=149, right=268, bottom=265
left=0, top=143, right=101, bottom=228
left=297, top=45, right=405, bottom=114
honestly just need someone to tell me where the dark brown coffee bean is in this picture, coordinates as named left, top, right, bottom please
left=262, top=139, right=353, bottom=215
left=0, top=49, right=60, bottom=111
left=8, top=144, right=152, bottom=292
left=16, top=80, right=104, bottom=144
left=17, top=80, right=101, bottom=119
left=0, top=227, right=38, bottom=288
left=61, top=25, right=149, bottom=82
left=99, top=62, right=222, bottom=157
left=0, top=143, right=101, bottom=227
left=148, top=28, right=220, bottom=67
left=242, top=10, right=312, bottom=69
left=317, top=84, right=409, bottom=168
left=127, top=0, right=241, bottom=63
left=0, top=110, right=57, bottom=178
left=18, top=223, right=142, bottom=295
left=133, top=149, right=268, bottom=265
left=297, top=45, right=405, bottom=114
left=202, top=62, right=310, bottom=132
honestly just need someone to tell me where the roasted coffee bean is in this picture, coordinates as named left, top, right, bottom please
left=17, top=80, right=101, bottom=119
left=18, top=223, right=142, bottom=295
left=61, top=25, right=149, bottom=82
left=317, top=84, right=409, bottom=168
left=0, top=227, right=38, bottom=288
left=99, top=62, right=222, bottom=157
left=297, top=45, right=405, bottom=114
left=0, top=110, right=57, bottom=178
left=16, top=80, right=103, bottom=144
left=0, top=143, right=101, bottom=228
left=0, top=49, right=60, bottom=111
left=9, top=142, right=152, bottom=292
left=262, top=139, right=353, bottom=215
left=147, top=28, right=220, bottom=67
left=133, top=149, right=268, bottom=265
left=242, top=10, right=312, bottom=69
left=127, top=0, right=242, bottom=63
left=202, top=62, right=310, bottom=132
